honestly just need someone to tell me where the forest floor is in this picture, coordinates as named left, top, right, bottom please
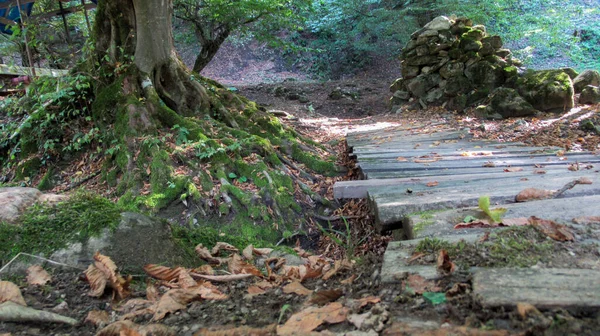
left=2, top=54, right=600, bottom=335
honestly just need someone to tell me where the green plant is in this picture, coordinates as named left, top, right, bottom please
left=315, top=216, right=367, bottom=258
left=478, top=196, right=506, bottom=223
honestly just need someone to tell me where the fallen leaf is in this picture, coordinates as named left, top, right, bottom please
left=572, top=216, right=600, bottom=224
left=177, top=269, right=198, bottom=289
left=143, top=265, right=181, bottom=282
left=577, top=177, right=593, bottom=184
left=146, top=282, right=160, bottom=302
left=423, top=292, right=447, bottom=305
left=340, top=274, right=357, bottom=285
left=152, top=288, right=202, bottom=321
left=229, top=254, right=264, bottom=277
left=529, top=216, right=574, bottom=241
left=408, top=252, right=426, bottom=263
left=253, top=247, right=273, bottom=256
left=515, top=188, right=554, bottom=202
left=283, top=281, right=313, bottom=296
left=84, top=252, right=131, bottom=301
left=26, top=265, right=51, bottom=286
left=195, top=244, right=226, bottom=265
left=426, top=181, right=439, bottom=187
left=247, top=285, right=266, bottom=296
left=404, top=274, right=441, bottom=295
left=211, top=242, right=238, bottom=256
left=500, top=217, right=530, bottom=226
left=308, top=289, right=343, bottom=305
left=0, top=281, right=26, bottom=306
left=504, top=167, right=523, bottom=172
left=276, top=302, right=349, bottom=335
left=482, top=161, right=496, bottom=167
left=446, top=283, right=470, bottom=297
left=84, top=310, right=110, bottom=327
left=190, top=273, right=253, bottom=282
left=322, top=259, right=352, bottom=280
left=242, top=245, right=254, bottom=260
left=436, top=250, right=455, bottom=276
left=517, top=302, right=541, bottom=320
left=396, top=156, right=408, bottom=162
left=96, top=321, right=174, bottom=336
left=192, top=265, right=215, bottom=275
left=533, top=169, right=547, bottom=174
left=478, top=232, right=491, bottom=243
left=355, top=296, right=381, bottom=308
left=348, top=312, right=369, bottom=329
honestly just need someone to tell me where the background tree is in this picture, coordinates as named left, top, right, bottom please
left=174, top=0, right=311, bottom=72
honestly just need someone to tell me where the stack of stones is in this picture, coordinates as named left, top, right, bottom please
left=390, top=16, right=600, bottom=119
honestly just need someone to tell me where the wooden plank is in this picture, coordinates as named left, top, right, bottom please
left=473, top=268, right=600, bottom=309
left=0, top=17, right=15, bottom=26
left=369, top=172, right=600, bottom=231
left=29, top=3, right=96, bottom=20
left=403, top=195, right=600, bottom=239
left=334, top=164, right=595, bottom=199
left=0, top=64, right=68, bottom=77
left=353, top=146, right=561, bottom=160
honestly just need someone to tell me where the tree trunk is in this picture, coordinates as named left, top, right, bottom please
left=192, top=29, right=231, bottom=73
left=95, top=0, right=210, bottom=118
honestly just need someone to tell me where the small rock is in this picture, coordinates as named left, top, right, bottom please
left=424, top=16, right=452, bottom=31
left=52, top=301, right=69, bottom=312
left=579, top=85, right=600, bottom=104
left=573, top=69, right=600, bottom=93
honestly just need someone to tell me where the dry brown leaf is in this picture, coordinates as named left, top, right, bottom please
left=517, top=302, right=541, bottom=320
left=355, top=296, right=381, bottom=309
left=504, top=167, right=523, bottom=172
left=191, top=273, right=253, bottom=282
left=322, top=259, right=352, bottom=281
left=211, top=242, right=239, bottom=256
left=533, top=169, right=547, bottom=174
left=229, top=254, right=264, bottom=277
left=195, top=324, right=276, bottom=336
left=529, top=216, right=575, bottom=241
left=84, top=264, right=107, bottom=298
left=515, top=188, right=554, bottom=202
left=396, top=156, right=408, bottom=162
left=294, top=241, right=312, bottom=258
left=195, top=244, right=226, bottom=265
left=414, top=158, right=439, bottom=164
left=143, top=265, right=181, bottom=282
left=26, top=265, right=51, bottom=286
left=482, top=161, right=496, bottom=167
left=426, top=181, right=439, bottom=187
left=146, top=282, right=160, bottom=302
left=282, top=281, right=313, bottom=296
left=193, top=265, right=215, bottom=275
left=573, top=216, right=600, bottom=224
left=308, top=289, right=343, bottom=305
left=85, top=252, right=131, bottom=301
left=340, top=274, right=357, bottom=285
left=242, top=244, right=254, bottom=260
left=247, top=285, right=267, bottom=296
left=0, top=281, right=26, bottom=306
left=195, top=282, right=229, bottom=300
left=501, top=217, right=530, bottom=226
left=436, top=250, right=456, bottom=276
left=253, top=248, right=273, bottom=256
left=577, top=177, right=593, bottom=184
left=405, top=274, right=441, bottom=295
left=177, top=269, right=198, bottom=289
left=276, top=302, right=349, bottom=335
left=446, top=283, right=470, bottom=297
left=84, top=310, right=110, bottom=327
left=96, top=321, right=142, bottom=336
left=152, top=288, right=202, bottom=321
left=299, top=264, right=323, bottom=281
left=454, top=220, right=493, bottom=229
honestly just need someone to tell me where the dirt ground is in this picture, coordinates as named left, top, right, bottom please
left=2, top=49, right=600, bottom=335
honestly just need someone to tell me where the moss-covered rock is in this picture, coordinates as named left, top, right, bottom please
left=516, top=69, right=574, bottom=112
left=490, top=87, right=538, bottom=118
left=573, top=70, right=600, bottom=93
left=579, top=85, right=600, bottom=104
left=464, top=61, right=505, bottom=91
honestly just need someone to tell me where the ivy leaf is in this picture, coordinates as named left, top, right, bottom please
left=463, top=215, right=478, bottom=223
left=423, top=292, right=446, bottom=305
left=239, top=176, right=248, bottom=183
left=228, top=172, right=237, bottom=179
left=478, top=196, right=506, bottom=223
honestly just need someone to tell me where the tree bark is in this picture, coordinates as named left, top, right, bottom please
left=95, top=0, right=210, bottom=118
left=192, top=29, right=231, bottom=73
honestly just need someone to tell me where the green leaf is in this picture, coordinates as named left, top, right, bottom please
left=463, top=215, right=478, bottom=223
left=423, top=292, right=446, bottom=305
left=228, top=172, right=237, bottom=179
left=239, top=176, right=248, bottom=183
left=478, top=196, right=506, bottom=223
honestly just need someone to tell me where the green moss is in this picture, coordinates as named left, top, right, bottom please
left=15, top=157, right=41, bottom=180
left=36, top=168, right=53, bottom=191
left=291, top=143, right=337, bottom=176
left=92, top=78, right=124, bottom=123
left=0, top=192, right=124, bottom=263
left=150, top=149, right=173, bottom=192
left=142, top=175, right=188, bottom=210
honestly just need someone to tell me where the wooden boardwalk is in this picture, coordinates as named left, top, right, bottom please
left=334, top=123, right=600, bottom=309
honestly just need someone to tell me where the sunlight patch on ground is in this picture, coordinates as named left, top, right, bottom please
left=297, top=117, right=402, bottom=137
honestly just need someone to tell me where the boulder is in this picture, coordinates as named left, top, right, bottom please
left=464, top=61, right=505, bottom=91
left=444, top=75, right=472, bottom=97
left=390, top=90, right=410, bottom=105
left=561, top=68, right=579, bottom=80
left=439, top=61, right=465, bottom=79
left=389, top=78, right=406, bottom=93
left=0, top=187, right=67, bottom=223
left=516, top=69, right=574, bottom=112
left=490, top=87, right=538, bottom=118
left=579, top=85, right=600, bottom=104
left=406, top=74, right=441, bottom=97
left=423, top=88, right=445, bottom=104
left=424, top=16, right=452, bottom=31
left=573, top=70, right=600, bottom=93
left=482, top=35, right=503, bottom=49
left=401, top=65, right=420, bottom=79
left=50, top=212, right=188, bottom=272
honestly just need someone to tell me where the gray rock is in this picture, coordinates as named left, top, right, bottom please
left=439, top=61, right=465, bottom=79
left=424, top=16, right=452, bottom=31
left=490, top=87, right=538, bottom=118
left=460, top=39, right=482, bottom=52
left=444, top=75, right=472, bottom=97
left=50, top=212, right=188, bottom=272
left=579, top=85, right=600, bottom=104
left=561, top=67, right=579, bottom=80
left=0, top=187, right=68, bottom=223
left=479, top=42, right=495, bottom=56
left=419, top=29, right=439, bottom=38
left=516, top=69, right=574, bottom=112
left=495, top=48, right=511, bottom=58
left=405, top=55, right=439, bottom=67
left=390, top=90, right=410, bottom=105
left=464, top=61, right=504, bottom=91
left=482, top=35, right=503, bottom=49
left=401, top=65, right=420, bottom=80
left=389, top=78, right=406, bottom=93
left=406, top=74, right=441, bottom=97
left=573, top=70, right=600, bottom=93
left=423, top=88, right=444, bottom=104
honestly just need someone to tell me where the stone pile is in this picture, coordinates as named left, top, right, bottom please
left=391, top=16, right=600, bottom=119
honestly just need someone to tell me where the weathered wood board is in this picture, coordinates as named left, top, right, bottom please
left=473, top=268, right=600, bottom=309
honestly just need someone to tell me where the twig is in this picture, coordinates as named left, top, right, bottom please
left=553, top=177, right=593, bottom=198
left=276, top=153, right=317, bottom=182
left=0, top=252, right=85, bottom=275
left=189, top=273, right=253, bottom=282
left=64, top=171, right=101, bottom=192
left=312, top=214, right=362, bottom=221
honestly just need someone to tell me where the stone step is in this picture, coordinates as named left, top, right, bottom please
left=473, top=268, right=600, bottom=310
